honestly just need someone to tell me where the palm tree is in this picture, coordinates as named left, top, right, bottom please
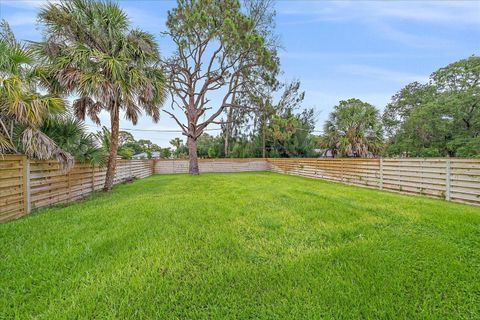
left=37, top=116, right=106, bottom=167
left=169, top=137, right=186, bottom=158
left=0, top=20, right=74, bottom=169
left=320, top=99, right=383, bottom=157
left=94, top=127, right=113, bottom=153
left=169, top=138, right=183, bottom=150
left=35, top=0, right=166, bottom=191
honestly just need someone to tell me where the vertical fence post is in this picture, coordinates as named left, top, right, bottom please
left=379, top=158, right=384, bottom=190
left=67, top=170, right=71, bottom=202
left=446, top=159, right=451, bottom=201
left=340, top=158, right=344, bottom=182
left=91, top=166, right=95, bottom=192
left=22, top=156, right=31, bottom=214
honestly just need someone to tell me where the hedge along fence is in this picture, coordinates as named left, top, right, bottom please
left=267, top=158, right=480, bottom=205
left=1, top=156, right=480, bottom=223
left=0, top=155, right=154, bottom=223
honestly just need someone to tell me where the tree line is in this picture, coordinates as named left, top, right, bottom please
left=167, top=55, right=479, bottom=160
left=1, top=0, right=478, bottom=189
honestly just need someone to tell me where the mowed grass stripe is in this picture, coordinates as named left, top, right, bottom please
left=1, top=172, right=479, bottom=319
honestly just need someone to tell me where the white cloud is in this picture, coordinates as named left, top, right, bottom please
left=307, top=89, right=390, bottom=109
left=279, top=51, right=458, bottom=61
left=372, top=21, right=454, bottom=49
left=365, top=1, right=480, bottom=26
left=279, top=51, right=394, bottom=60
left=277, top=1, right=478, bottom=49
left=336, top=64, right=429, bottom=84
left=278, top=1, right=480, bottom=27
left=2, top=11, right=36, bottom=26
left=0, top=0, right=58, bottom=10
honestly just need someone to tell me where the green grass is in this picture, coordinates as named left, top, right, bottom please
left=1, top=172, right=479, bottom=319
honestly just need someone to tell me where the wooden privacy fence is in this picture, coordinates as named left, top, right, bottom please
left=2, top=156, right=480, bottom=222
left=0, top=155, right=28, bottom=223
left=155, top=158, right=269, bottom=174
left=267, top=158, right=480, bottom=205
left=1, top=155, right=154, bottom=223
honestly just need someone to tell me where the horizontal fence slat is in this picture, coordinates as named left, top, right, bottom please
left=1, top=157, right=154, bottom=222
left=266, top=157, right=480, bottom=206
left=2, top=156, right=480, bottom=223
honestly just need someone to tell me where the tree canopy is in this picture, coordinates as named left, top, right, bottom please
left=163, top=0, right=279, bottom=173
left=384, top=55, right=479, bottom=157
left=321, top=99, right=383, bottom=157
left=1, top=0, right=479, bottom=169
left=0, top=20, right=76, bottom=169
left=35, top=0, right=166, bottom=189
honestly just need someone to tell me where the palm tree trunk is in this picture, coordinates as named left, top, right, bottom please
left=188, top=136, right=199, bottom=175
left=103, top=109, right=120, bottom=192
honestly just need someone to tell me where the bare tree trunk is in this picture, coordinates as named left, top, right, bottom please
left=262, top=124, right=266, bottom=158
left=224, top=107, right=233, bottom=157
left=224, top=126, right=229, bottom=157
left=262, top=107, right=266, bottom=158
left=188, top=136, right=199, bottom=175
left=103, top=109, right=119, bottom=192
left=223, top=74, right=240, bottom=158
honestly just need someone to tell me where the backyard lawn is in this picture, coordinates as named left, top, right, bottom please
left=1, top=172, right=479, bottom=319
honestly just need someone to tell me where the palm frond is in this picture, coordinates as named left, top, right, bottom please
left=21, top=127, right=74, bottom=172
left=0, top=19, right=16, bottom=46
left=0, top=132, right=14, bottom=154
left=124, top=98, right=141, bottom=125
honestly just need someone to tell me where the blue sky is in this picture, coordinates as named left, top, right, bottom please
left=1, top=0, right=479, bottom=147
